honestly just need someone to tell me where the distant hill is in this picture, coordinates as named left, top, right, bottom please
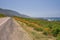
left=43, top=17, right=60, bottom=21
left=0, top=8, right=29, bottom=18
left=36, top=17, right=60, bottom=21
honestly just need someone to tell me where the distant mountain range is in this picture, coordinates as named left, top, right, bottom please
left=0, top=8, right=29, bottom=18
left=0, top=8, right=60, bottom=21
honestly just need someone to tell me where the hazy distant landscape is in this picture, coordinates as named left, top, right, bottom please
left=0, top=8, right=60, bottom=40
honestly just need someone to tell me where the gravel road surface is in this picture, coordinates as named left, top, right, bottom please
left=0, top=17, right=32, bottom=40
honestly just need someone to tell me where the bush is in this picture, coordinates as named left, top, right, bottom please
left=0, top=14, right=5, bottom=17
left=43, top=28, right=51, bottom=36
left=34, top=27, right=43, bottom=31
left=52, top=28, right=60, bottom=37
left=43, top=31, right=48, bottom=35
left=56, top=34, right=60, bottom=40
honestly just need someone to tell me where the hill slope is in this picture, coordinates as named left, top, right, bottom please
left=0, top=8, right=29, bottom=17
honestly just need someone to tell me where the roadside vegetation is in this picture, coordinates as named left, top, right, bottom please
left=13, top=16, right=60, bottom=40
left=0, top=14, right=6, bottom=17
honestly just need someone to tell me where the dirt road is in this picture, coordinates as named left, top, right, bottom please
left=0, top=17, right=32, bottom=40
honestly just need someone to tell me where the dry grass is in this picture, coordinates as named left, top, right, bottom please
left=16, top=21, right=56, bottom=40
left=13, top=17, right=56, bottom=40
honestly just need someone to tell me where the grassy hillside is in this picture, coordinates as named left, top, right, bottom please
left=13, top=16, right=60, bottom=40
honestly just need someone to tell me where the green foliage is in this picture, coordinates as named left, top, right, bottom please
left=43, top=31, right=48, bottom=35
left=14, top=16, right=60, bottom=38
left=0, top=14, right=5, bottom=17
left=56, top=34, right=60, bottom=40
left=47, top=24, right=53, bottom=29
left=34, top=28, right=43, bottom=31
left=52, top=28, right=60, bottom=37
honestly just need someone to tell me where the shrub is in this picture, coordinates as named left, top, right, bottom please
left=0, top=14, right=5, bottom=17
left=43, top=28, right=51, bottom=35
left=34, top=27, right=43, bottom=31
left=52, top=28, right=60, bottom=37
left=56, top=34, right=60, bottom=40
left=43, top=31, right=48, bottom=35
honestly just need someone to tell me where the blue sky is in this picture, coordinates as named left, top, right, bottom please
left=0, top=0, right=60, bottom=17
